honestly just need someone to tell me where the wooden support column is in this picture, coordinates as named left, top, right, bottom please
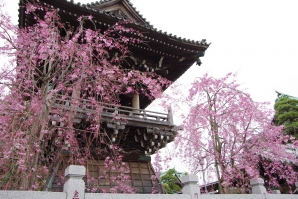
left=132, top=93, right=140, bottom=111
left=168, top=107, right=174, bottom=125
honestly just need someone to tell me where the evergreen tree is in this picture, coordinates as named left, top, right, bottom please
left=274, top=97, right=298, bottom=139
left=160, top=168, right=185, bottom=194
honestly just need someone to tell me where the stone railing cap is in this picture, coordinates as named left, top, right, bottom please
left=250, top=178, right=264, bottom=186
left=180, top=174, right=198, bottom=184
left=64, top=165, right=86, bottom=177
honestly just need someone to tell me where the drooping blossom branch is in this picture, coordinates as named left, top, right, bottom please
left=0, top=1, right=170, bottom=191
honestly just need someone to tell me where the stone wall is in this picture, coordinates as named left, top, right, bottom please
left=0, top=191, right=65, bottom=199
left=0, top=165, right=297, bottom=199
left=85, top=194, right=191, bottom=199
left=201, top=195, right=298, bottom=199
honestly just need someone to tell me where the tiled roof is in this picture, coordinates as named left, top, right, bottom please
left=19, top=0, right=209, bottom=47
left=65, top=0, right=209, bottom=47
left=276, top=91, right=298, bottom=101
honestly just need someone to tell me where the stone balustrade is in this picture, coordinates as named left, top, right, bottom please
left=1, top=165, right=298, bottom=199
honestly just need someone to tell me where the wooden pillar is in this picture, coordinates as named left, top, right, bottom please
left=168, top=107, right=174, bottom=125
left=132, top=93, right=140, bottom=110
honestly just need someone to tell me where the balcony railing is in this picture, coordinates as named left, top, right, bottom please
left=52, top=95, right=174, bottom=127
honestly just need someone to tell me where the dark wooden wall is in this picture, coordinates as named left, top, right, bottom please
left=51, top=159, right=164, bottom=194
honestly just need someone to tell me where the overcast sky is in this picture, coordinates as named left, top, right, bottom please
left=128, top=0, right=298, bottom=106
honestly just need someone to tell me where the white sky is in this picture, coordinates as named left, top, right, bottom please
left=3, top=0, right=298, bottom=176
left=132, top=0, right=298, bottom=106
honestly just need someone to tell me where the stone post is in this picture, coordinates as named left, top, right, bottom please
left=63, top=165, right=86, bottom=199
left=250, top=178, right=267, bottom=199
left=181, top=174, right=200, bottom=199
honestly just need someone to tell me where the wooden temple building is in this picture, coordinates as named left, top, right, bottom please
left=18, top=0, right=209, bottom=193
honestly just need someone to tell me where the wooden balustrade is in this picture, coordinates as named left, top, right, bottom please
left=52, top=95, right=173, bottom=126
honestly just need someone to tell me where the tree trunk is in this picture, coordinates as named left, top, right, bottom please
left=215, top=160, right=223, bottom=194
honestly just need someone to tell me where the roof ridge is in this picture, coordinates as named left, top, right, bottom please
left=276, top=91, right=298, bottom=100
left=84, top=0, right=151, bottom=26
